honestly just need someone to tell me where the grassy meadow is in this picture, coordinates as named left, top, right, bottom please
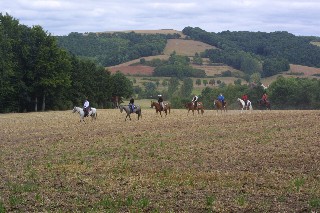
left=1, top=109, right=320, bottom=212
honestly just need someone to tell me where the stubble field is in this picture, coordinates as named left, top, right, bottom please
left=0, top=109, right=319, bottom=212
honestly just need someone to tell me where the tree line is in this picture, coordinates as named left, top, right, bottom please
left=0, top=13, right=133, bottom=113
left=182, top=27, right=320, bottom=78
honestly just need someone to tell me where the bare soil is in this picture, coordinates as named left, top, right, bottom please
left=1, top=109, right=319, bottom=212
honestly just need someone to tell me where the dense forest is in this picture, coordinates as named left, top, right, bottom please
left=182, top=27, right=320, bottom=77
left=56, top=31, right=180, bottom=67
left=0, top=13, right=133, bottom=113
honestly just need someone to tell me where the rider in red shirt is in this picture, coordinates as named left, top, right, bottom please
left=242, top=94, right=248, bottom=107
left=262, top=93, right=268, bottom=104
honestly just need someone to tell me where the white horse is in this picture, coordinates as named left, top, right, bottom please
left=72, top=106, right=97, bottom=122
left=237, top=98, right=253, bottom=112
left=119, top=105, right=142, bottom=121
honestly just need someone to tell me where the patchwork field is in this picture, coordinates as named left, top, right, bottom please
left=1, top=109, right=319, bottom=212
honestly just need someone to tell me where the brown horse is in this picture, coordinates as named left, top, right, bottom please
left=151, top=101, right=171, bottom=117
left=185, top=102, right=204, bottom=115
left=214, top=100, right=227, bottom=113
left=257, top=99, right=271, bottom=110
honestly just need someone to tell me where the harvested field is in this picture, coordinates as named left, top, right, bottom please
left=107, top=65, right=154, bottom=76
left=164, top=39, right=216, bottom=56
left=1, top=109, right=320, bottom=212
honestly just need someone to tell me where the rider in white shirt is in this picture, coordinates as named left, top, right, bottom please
left=192, top=95, right=199, bottom=108
left=83, top=99, right=90, bottom=116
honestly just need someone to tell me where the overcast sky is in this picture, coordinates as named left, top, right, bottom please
left=1, top=0, right=320, bottom=36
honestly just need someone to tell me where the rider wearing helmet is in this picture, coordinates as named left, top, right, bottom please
left=129, top=97, right=135, bottom=113
left=83, top=98, right=90, bottom=117
left=192, top=95, right=199, bottom=109
left=158, top=95, right=164, bottom=110
left=218, top=93, right=225, bottom=106
left=242, top=93, right=248, bottom=107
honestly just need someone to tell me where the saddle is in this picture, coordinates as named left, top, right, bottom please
left=130, top=105, right=136, bottom=113
left=84, top=107, right=91, bottom=117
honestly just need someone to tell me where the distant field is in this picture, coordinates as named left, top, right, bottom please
left=164, top=39, right=216, bottom=56
left=311, top=41, right=320, bottom=47
left=1, top=110, right=319, bottom=212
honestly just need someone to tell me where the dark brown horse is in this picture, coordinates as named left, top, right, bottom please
left=257, top=99, right=271, bottom=110
left=214, top=100, right=227, bottom=113
left=185, top=102, right=204, bottom=115
left=151, top=101, right=171, bottom=117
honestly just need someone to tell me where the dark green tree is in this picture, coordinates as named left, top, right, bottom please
left=180, top=78, right=193, bottom=98
left=167, top=77, right=180, bottom=98
left=110, top=71, right=133, bottom=98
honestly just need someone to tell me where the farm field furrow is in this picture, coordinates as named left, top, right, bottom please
left=0, top=109, right=319, bottom=212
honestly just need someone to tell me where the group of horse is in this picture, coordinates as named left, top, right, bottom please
left=72, top=98, right=271, bottom=122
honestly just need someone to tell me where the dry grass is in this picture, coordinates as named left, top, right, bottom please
left=1, top=109, right=320, bottom=212
left=164, top=39, right=216, bottom=56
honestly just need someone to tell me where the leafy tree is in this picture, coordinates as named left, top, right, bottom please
left=203, top=79, right=208, bottom=86
left=250, top=73, right=261, bottom=84
left=180, top=78, right=193, bottom=98
left=196, top=79, right=201, bottom=86
left=209, top=79, right=215, bottom=86
left=167, top=77, right=180, bottom=98
left=0, top=18, right=15, bottom=112
left=234, top=79, right=242, bottom=85
left=162, top=79, right=168, bottom=87
left=144, top=82, right=157, bottom=98
left=193, top=52, right=203, bottom=65
left=155, top=79, right=160, bottom=87
left=110, top=72, right=133, bottom=98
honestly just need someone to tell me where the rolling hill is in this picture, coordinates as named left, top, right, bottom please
left=106, top=30, right=320, bottom=88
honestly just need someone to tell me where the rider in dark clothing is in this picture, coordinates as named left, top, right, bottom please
left=129, top=98, right=135, bottom=113
left=158, top=95, right=164, bottom=110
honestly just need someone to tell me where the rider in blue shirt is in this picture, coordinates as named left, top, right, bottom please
left=129, top=97, right=135, bottom=113
left=218, top=93, right=225, bottom=106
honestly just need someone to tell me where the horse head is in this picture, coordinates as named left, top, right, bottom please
left=72, top=106, right=78, bottom=113
left=119, top=105, right=123, bottom=113
left=150, top=101, right=155, bottom=108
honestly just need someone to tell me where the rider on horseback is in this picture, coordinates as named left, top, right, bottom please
left=262, top=92, right=268, bottom=104
left=192, top=95, right=199, bottom=109
left=218, top=93, right=225, bottom=106
left=83, top=98, right=90, bottom=117
left=129, top=97, right=135, bottom=113
left=242, top=93, right=248, bottom=108
left=158, top=95, right=165, bottom=110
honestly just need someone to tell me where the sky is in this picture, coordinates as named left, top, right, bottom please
left=1, top=0, right=320, bottom=37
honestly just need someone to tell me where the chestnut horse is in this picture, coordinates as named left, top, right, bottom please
left=257, top=99, right=271, bottom=110
left=185, top=102, right=204, bottom=115
left=213, top=100, right=227, bottom=113
left=150, top=101, right=171, bottom=117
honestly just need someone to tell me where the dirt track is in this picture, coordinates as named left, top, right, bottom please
left=0, top=109, right=319, bottom=212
